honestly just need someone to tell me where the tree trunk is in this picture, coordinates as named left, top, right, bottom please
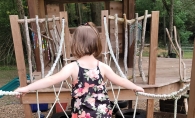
left=168, top=0, right=174, bottom=55
left=163, top=6, right=167, bottom=48
left=90, top=2, right=101, bottom=26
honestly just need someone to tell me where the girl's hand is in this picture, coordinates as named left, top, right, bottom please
left=133, top=86, right=144, bottom=93
left=14, top=87, right=29, bottom=98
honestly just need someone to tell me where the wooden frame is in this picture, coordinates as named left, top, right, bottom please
left=27, top=0, right=136, bottom=72
left=10, top=15, right=32, bottom=118
left=187, top=38, right=195, bottom=118
left=147, top=11, right=159, bottom=118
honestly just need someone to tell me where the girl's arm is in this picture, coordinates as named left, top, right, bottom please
left=15, top=63, right=75, bottom=94
left=103, top=64, right=144, bottom=92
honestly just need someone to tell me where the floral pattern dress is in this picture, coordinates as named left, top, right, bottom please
left=71, top=61, right=112, bottom=118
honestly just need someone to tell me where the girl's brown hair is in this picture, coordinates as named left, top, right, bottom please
left=71, top=22, right=102, bottom=58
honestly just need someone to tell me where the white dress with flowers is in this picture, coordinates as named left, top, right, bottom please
left=71, top=61, right=112, bottom=118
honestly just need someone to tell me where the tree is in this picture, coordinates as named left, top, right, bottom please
left=90, top=2, right=102, bottom=26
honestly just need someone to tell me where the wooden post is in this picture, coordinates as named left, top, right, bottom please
left=123, top=0, right=135, bottom=68
left=101, top=10, right=109, bottom=62
left=60, top=11, right=71, bottom=64
left=187, top=38, right=195, bottom=118
left=123, top=0, right=135, bottom=108
left=104, top=1, right=110, bottom=10
left=38, top=0, right=46, bottom=18
left=147, top=11, right=159, bottom=118
left=9, top=15, right=32, bottom=118
left=27, top=0, right=41, bottom=71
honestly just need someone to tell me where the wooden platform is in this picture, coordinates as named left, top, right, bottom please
left=22, top=57, right=192, bottom=104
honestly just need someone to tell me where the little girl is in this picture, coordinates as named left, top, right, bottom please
left=15, top=22, right=144, bottom=118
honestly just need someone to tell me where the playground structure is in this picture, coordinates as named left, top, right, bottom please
left=4, top=0, right=195, bottom=118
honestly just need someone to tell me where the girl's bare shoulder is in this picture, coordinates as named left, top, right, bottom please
left=61, top=61, right=78, bottom=72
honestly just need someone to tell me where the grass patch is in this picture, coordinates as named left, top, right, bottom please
left=0, top=66, right=18, bottom=87
left=0, top=66, right=17, bottom=70
left=183, top=51, right=193, bottom=59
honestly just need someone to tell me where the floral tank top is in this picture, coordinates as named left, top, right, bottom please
left=71, top=61, right=112, bottom=118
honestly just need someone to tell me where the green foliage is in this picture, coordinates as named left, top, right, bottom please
left=135, top=0, right=194, bottom=46
left=0, top=0, right=27, bottom=65
left=174, top=1, right=193, bottom=44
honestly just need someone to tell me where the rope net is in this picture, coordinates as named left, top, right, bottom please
left=2, top=12, right=191, bottom=118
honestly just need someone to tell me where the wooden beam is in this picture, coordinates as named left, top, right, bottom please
left=187, top=38, right=195, bottom=118
left=148, top=11, right=159, bottom=85
left=123, top=0, right=135, bottom=68
left=59, top=4, right=64, bottom=11
left=9, top=15, right=32, bottom=118
left=147, top=11, right=159, bottom=118
left=9, top=15, right=27, bottom=87
left=38, top=0, right=46, bottom=18
left=104, top=1, right=110, bottom=10
left=27, top=0, right=41, bottom=72
left=128, top=0, right=135, bottom=68
left=101, top=10, right=109, bottom=62
left=45, top=0, right=113, bottom=4
left=59, top=11, right=71, bottom=64
left=22, top=82, right=182, bottom=104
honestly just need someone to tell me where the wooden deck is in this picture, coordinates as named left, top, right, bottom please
left=22, top=57, right=192, bottom=104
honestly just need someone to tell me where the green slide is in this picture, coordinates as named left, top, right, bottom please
left=0, top=75, right=30, bottom=98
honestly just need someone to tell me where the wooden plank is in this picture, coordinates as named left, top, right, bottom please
left=187, top=39, right=195, bottom=118
left=27, top=0, right=38, bottom=16
left=104, top=1, right=110, bottom=10
left=147, top=11, right=159, bottom=118
left=38, top=0, right=46, bottom=18
left=46, top=3, right=61, bottom=30
left=46, top=0, right=114, bottom=4
left=22, top=81, right=182, bottom=104
left=101, top=10, right=109, bottom=62
left=9, top=15, right=32, bottom=118
left=59, top=3, right=64, bottom=11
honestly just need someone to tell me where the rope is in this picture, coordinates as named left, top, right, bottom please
left=137, top=84, right=189, bottom=99
left=3, top=14, right=191, bottom=118
left=133, top=95, right=139, bottom=118
left=45, top=18, right=69, bottom=118
left=104, top=16, right=125, bottom=118
left=0, top=90, right=21, bottom=96
left=174, top=97, right=179, bottom=118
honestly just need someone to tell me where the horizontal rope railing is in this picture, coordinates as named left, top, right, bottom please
left=18, top=17, right=60, bottom=23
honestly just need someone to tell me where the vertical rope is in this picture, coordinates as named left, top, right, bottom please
left=35, top=15, right=44, bottom=118
left=114, top=14, right=119, bottom=74
left=138, top=10, right=148, bottom=83
left=24, top=16, right=33, bottom=83
left=104, top=16, right=125, bottom=118
left=45, top=18, right=69, bottom=118
left=133, top=95, right=139, bottom=118
left=36, top=15, right=44, bottom=78
left=123, top=14, right=128, bottom=76
left=45, top=15, right=54, bottom=66
left=133, top=13, right=138, bottom=82
left=174, top=97, right=179, bottom=118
